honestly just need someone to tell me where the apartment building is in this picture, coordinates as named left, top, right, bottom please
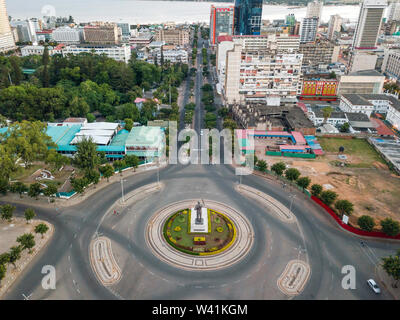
left=382, top=49, right=400, bottom=80
left=299, top=40, right=340, bottom=67
left=156, top=28, right=189, bottom=47
left=156, top=49, right=188, bottom=64
left=327, top=15, right=342, bottom=40
left=223, top=35, right=303, bottom=104
left=83, top=23, right=121, bottom=44
left=300, top=17, right=319, bottom=43
left=62, top=44, right=131, bottom=62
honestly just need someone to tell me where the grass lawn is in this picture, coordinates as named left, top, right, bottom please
left=318, top=137, right=385, bottom=167
left=10, top=164, right=42, bottom=182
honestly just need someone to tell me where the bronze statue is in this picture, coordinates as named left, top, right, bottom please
left=194, top=201, right=203, bottom=224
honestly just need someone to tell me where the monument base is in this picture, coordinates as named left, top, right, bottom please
left=190, top=207, right=209, bottom=233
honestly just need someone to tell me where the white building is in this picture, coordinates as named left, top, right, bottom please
left=352, top=0, right=387, bottom=49
left=223, top=35, right=302, bottom=104
left=327, top=15, right=342, bottom=41
left=21, top=45, right=54, bottom=56
left=156, top=49, right=188, bottom=64
left=0, top=0, right=16, bottom=52
left=382, top=49, right=400, bottom=81
left=306, top=1, right=323, bottom=20
left=62, top=44, right=131, bottom=63
left=339, top=94, right=400, bottom=130
left=300, top=17, right=319, bottom=43
left=388, top=1, right=400, bottom=21
left=52, top=27, right=82, bottom=44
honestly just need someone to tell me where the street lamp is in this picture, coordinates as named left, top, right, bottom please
left=120, top=178, right=127, bottom=203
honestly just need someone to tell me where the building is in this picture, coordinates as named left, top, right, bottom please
left=125, top=126, right=164, bottom=159
left=339, top=93, right=400, bottom=128
left=306, top=1, right=323, bottom=20
left=338, top=69, right=385, bottom=95
left=10, top=19, right=37, bottom=44
left=224, top=35, right=302, bottom=104
left=62, top=44, right=131, bottom=63
left=156, top=49, right=188, bottom=64
left=352, top=0, right=387, bottom=49
left=129, top=34, right=153, bottom=48
left=21, top=45, right=54, bottom=56
left=234, top=0, right=263, bottom=36
left=382, top=49, right=400, bottom=80
left=156, top=28, right=189, bottom=47
left=0, top=0, right=16, bottom=52
left=388, top=1, right=400, bottom=21
left=327, top=14, right=342, bottom=40
left=52, top=27, right=82, bottom=44
left=307, top=106, right=347, bottom=126
left=349, top=50, right=378, bottom=72
left=300, top=17, right=319, bottom=43
left=299, top=40, right=340, bottom=67
left=36, top=29, right=53, bottom=42
left=301, top=79, right=339, bottom=101
left=83, top=23, right=120, bottom=45
left=117, top=23, right=130, bottom=37
left=209, top=5, right=235, bottom=45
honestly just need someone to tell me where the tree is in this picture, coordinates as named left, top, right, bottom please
left=124, top=118, right=133, bottom=131
left=70, top=177, right=89, bottom=194
left=382, top=254, right=400, bottom=288
left=43, top=184, right=58, bottom=199
left=0, top=264, right=6, bottom=287
left=358, top=215, right=375, bottom=232
left=1, top=204, right=15, bottom=222
left=320, top=190, right=338, bottom=206
left=35, top=223, right=49, bottom=238
left=124, top=155, right=140, bottom=171
left=0, top=253, right=10, bottom=266
left=380, top=218, right=400, bottom=237
left=16, top=233, right=35, bottom=253
left=85, top=169, right=100, bottom=188
left=113, top=160, right=126, bottom=175
left=322, top=106, right=333, bottom=123
left=297, top=177, right=311, bottom=190
left=28, top=183, right=42, bottom=200
left=8, top=246, right=22, bottom=268
left=334, top=199, right=354, bottom=217
left=271, top=162, right=286, bottom=176
left=285, top=168, right=301, bottom=181
left=340, top=122, right=350, bottom=133
left=256, top=160, right=267, bottom=172
left=9, top=182, right=28, bottom=198
left=311, top=184, right=323, bottom=197
left=24, top=208, right=36, bottom=224
left=73, top=136, right=99, bottom=170
left=99, top=164, right=114, bottom=182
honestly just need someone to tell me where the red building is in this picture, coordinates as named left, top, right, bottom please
left=210, top=5, right=235, bottom=46
left=300, top=79, right=338, bottom=101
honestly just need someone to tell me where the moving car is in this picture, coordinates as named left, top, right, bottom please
left=367, top=279, right=381, bottom=294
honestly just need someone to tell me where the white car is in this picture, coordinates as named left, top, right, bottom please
left=367, top=279, right=381, bottom=294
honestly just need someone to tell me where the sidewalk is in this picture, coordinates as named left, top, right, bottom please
left=377, top=265, right=400, bottom=300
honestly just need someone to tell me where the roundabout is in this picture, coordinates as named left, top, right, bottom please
left=145, top=199, right=254, bottom=271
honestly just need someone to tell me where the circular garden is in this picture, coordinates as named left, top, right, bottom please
left=163, top=208, right=236, bottom=256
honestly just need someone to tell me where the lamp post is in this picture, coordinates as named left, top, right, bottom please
left=120, top=178, right=127, bottom=203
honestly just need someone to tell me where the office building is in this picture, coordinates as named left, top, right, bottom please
left=209, top=5, right=235, bottom=45
left=300, top=17, right=319, bottom=43
left=338, top=69, right=385, bottom=95
left=306, top=1, right=323, bottom=20
left=156, top=28, right=189, bottom=47
left=327, top=15, right=342, bottom=40
left=0, top=0, right=16, bottom=52
left=382, top=49, right=400, bottom=80
left=52, top=27, right=83, bottom=44
left=83, top=23, right=121, bottom=45
left=62, top=44, right=131, bottom=63
left=352, top=0, right=387, bottom=49
left=234, top=0, right=263, bottom=35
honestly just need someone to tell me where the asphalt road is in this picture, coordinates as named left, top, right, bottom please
left=1, top=32, right=399, bottom=301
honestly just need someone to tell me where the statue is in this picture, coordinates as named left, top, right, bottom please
left=194, top=201, right=203, bottom=225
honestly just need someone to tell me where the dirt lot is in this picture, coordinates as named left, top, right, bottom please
left=257, top=137, right=400, bottom=229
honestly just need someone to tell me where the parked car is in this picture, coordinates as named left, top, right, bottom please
left=367, top=279, right=381, bottom=294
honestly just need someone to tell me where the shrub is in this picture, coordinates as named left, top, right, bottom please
left=334, top=200, right=354, bottom=217
left=216, top=227, right=224, bottom=233
left=320, top=190, right=338, bottom=206
left=380, top=218, right=400, bottom=237
left=297, top=177, right=311, bottom=190
left=358, top=215, right=375, bottom=232
left=174, top=226, right=182, bottom=232
left=311, top=184, right=323, bottom=197
left=271, top=162, right=286, bottom=176
left=285, top=168, right=301, bottom=181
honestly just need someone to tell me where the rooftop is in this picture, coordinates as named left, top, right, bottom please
left=342, top=94, right=374, bottom=106
left=125, top=126, right=163, bottom=147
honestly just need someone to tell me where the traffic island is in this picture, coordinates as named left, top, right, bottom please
left=90, top=236, right=122, bottom=286
left=277, top=260, right=311, bottom=296
left=146, top=200, right=254, bottom=271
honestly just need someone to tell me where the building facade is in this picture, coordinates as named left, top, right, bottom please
left=234, top=0, right=263, bottom=36
left=156, top=28, right=189, bottom=47
left=209, top=5, right=235, bottom=45
left=62, top=44, right=131, bottom=62
left=299, top=40, right=340, bottom=67
left=301, top=79, right=339, bottom=100
left=382, top=49, right=400, bottom=80
left=0, top=0, right=16, bottom=52
left=52, top=27, right=82, bottom=44
left=306, top=1, right=323, bottom=20
left=300, top=17, right=319, bottom=43
left=83, top=23, right=120, bottom=44
left=338, top=70, right=385, bottom=94
left=327, top=14, right=342, bottom=40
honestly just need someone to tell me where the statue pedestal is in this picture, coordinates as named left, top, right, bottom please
left=190, top=207, right=209, bottom=233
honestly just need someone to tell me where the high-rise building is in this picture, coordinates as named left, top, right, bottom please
left=352, top=0, right=387, bottom=49
left=388, top=1, right=400, bottom=21
left=234, top=0, right=263, bottom=36
left=327, top=14, right=342, bottom=40
left=156, top=28, right=189, bottom=47
left=209, top=5, right=235, bottom=45
left=83, top=23, right=121, bottom=45
left=300, top=17, right=319, bottom=43
left=306, top=1, right=323, bottom=20
left=0, top=0, right=16, bottom=52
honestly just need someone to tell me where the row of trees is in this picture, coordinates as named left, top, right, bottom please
left=254, top=160, right=400, bottom=236
left=0, top=206, right=49, bottom=287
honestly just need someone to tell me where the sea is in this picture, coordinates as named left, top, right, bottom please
left=6, top=0, right=368, bottom=25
